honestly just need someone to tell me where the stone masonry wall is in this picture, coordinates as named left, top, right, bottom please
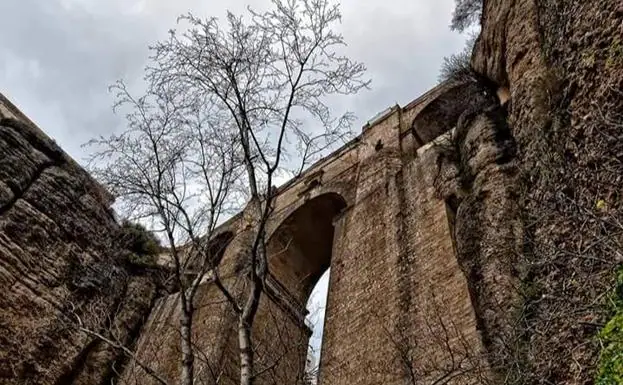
left=319, top=134, right=489, bottom=385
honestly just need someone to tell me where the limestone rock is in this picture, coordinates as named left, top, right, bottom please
left=0, top=96, right=159, bottom=385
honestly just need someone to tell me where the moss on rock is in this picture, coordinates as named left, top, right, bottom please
left=596, top=267, right=623, bottom=384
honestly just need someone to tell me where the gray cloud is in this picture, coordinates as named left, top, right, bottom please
left=0, top=0, right=466, bottom=161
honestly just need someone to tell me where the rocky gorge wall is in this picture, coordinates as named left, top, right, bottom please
left=0, top=95, right=161, bottom=385
left=444, top=0, right=623, bottom=383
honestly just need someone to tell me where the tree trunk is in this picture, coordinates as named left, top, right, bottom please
left=239, top=317, right=254, bottom=385
left=239, top=259, right=264, bottom=385
left=180, top=305, right=195, bottom=385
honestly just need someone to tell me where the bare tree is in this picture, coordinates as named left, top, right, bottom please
left=450, top=0, right=483, bottom=32
left=438, top=33, right=477, bottom=83
left=87, top=76, right=244, bottom=385
left=86, top=0, right=368, bottom=384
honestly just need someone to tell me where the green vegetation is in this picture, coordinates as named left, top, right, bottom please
left=118, top=220, right=162, bottom=267
left=605, top=37, right=623, bottom=70
left=580, top=51, right=596, bottom=69
left=596, top=266, right=623, bottom=384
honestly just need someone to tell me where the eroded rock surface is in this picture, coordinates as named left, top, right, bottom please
left=465, top=0, right=623, bottom=383
left=434, top=104, right=523, bottom=382
left=0, top=96, right=159, bottom=385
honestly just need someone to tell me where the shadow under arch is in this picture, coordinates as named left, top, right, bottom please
left=266, top=192, right=347, bottom=313
left=179, top=230, right=234, bottom=285
left=409, top=80, right=494, bottom=147
left=206, top=230, right=235, bottom=267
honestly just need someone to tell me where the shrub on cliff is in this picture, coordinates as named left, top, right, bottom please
left=439, top=48, right=471, bottom=83
left=439, top=32, right=477, bottom=83
left=118, top=220, right=162, bottom=267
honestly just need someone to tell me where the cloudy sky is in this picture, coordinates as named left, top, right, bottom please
left=0, top=0, right=466, bottom=365
left=0, top=0, right=466, bottom=161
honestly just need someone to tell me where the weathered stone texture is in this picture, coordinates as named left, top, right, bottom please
left=5, top=0, right=622, bottom=380
left=434, top=105, right=522, bottom=381
left=470, top=0, right=623, bottom=383
left=0, top=95, right=158, bottom=385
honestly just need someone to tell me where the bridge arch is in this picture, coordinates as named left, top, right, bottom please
left=266, top=192, right=347, bottom=313
left=408, top=80, right=495, bottom=146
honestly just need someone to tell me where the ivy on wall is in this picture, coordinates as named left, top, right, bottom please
left=596, top=266, right=623, bottom=384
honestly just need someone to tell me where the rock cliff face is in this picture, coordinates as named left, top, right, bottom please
left=0, top=95, right=159, bottom=385
left=434, top=102, right=523, bottom=383
left=450, top=0, right=623, bottom=383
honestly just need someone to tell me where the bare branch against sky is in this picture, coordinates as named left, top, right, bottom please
left=0, top=0, right=469, bottom=168
left=82, top=1, right=373, bottom=383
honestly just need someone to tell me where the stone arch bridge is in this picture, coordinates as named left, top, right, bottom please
left=121, top=80, right=494, bottom=385
left=0, top=77, right=503, bottom=385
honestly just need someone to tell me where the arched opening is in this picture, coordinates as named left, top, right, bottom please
left=410, top=81, right=492, bottom=146
left=267, top=192, right=346, bottom=307
left=305, top=269, right=330, bottom=383
left=263, top=192, right=346, bottom=384
left=182, top=230, right=234, bottom=283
